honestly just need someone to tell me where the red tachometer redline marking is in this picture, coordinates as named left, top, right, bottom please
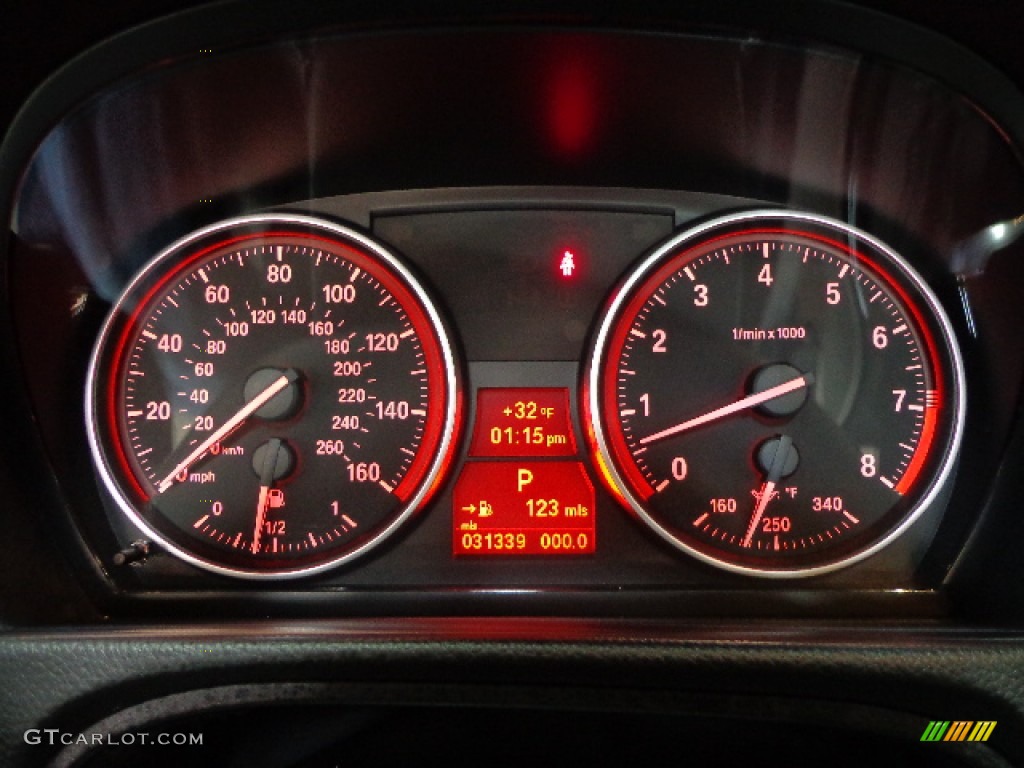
left=895, top=398, right=939, bottom=495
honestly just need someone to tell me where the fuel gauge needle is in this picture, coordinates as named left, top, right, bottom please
left=742, top=434, right=794, bottom=548
left=156, top=369, right=298, bottom=494
left=251, top=438, right=283, bottom=555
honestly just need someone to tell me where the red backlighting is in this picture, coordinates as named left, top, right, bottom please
left=598, top=225, right=948, bottom=503
left=470, top=388, right=576, bottom=458
left=453, top=462, right=596, bottom=556
left=107, top=230, right=458, bottom=510
left=548, top=58, right=598, bottom=155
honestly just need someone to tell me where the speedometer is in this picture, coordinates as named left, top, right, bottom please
left=586, top=210, right=965, bottom=577
left=86, top=214, right=460, bottom=579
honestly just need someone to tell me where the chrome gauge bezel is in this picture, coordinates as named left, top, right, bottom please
left=85, top=213, right=461, bottom=580
left=585, top=209, right=966, bottom=579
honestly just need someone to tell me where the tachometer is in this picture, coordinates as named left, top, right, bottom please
left=87, top=214, right=460, bottom=579
left=586, top=210, right=964, bottom=577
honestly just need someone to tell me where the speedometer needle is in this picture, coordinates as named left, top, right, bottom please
left=638, top=372, right=813, bottom=446
left=156, top=369, right=298, bottom=494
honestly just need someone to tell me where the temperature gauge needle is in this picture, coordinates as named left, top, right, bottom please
left=252, top=438, right=283, bottom=555
left=639, top=372, right=813, bottom=446
left=156, top=369, right=298, bottom=494
left=742, top=434, right=794, bottom=548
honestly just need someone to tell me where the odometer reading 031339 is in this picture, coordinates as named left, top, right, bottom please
left=87, top=214, right=460, bottom=579
left=586, top=210, right=965, bottom=577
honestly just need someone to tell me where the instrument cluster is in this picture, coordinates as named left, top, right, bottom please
left=6, top=18, right=1024, bottom=616
left=84, top=204, right=964, bottom=584
left=11, top=7, right=1024, bottom=767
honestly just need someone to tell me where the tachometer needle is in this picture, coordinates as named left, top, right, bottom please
left=638, top=372, right=813, bottom=446
left=156, top=369, right=298, bottom=494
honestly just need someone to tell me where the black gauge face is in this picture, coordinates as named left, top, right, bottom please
left=587, top=211, right=964, bottom=577
left=87, top=215, right=460, bottom=579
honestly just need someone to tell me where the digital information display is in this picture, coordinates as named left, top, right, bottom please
left=469, top=388, right=577, bottom=457
left=454, top=462, right=596, bottom=556
left=454, top=388, right=596, bottom=556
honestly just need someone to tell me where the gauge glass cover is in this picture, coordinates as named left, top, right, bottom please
left=586, top=210, right=965, bottom=577
left=87, top=214, right=460, bottom=579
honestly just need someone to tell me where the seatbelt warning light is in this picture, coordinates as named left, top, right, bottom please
left=559, top=250, right=577, bottom=278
